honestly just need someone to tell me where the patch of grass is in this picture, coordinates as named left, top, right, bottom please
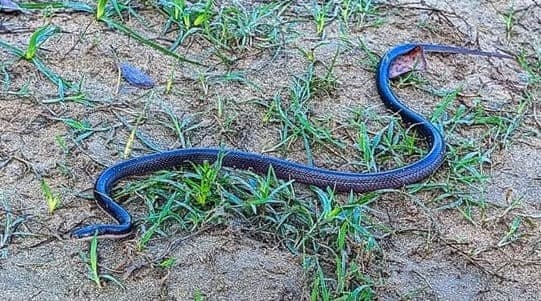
left=402, top=85, right=528, bottom=217
left=161, top=0, right=288, bottom=55
left=59, top=117, right=111, bottom=143
left=214, top=97, right=240, bottom=137
left=0, top=26, right=76, bottom=97
left=107, top=156, right=380, bottom=299
left=497, top=216, right=522, bottom=247
left=137, top=192, right=181, bottom=250
left=91, top=1, right=203, bottom=64
left=161, top=0, right=214, bottom=30
left=265, top=63, right=344, bottom=164
left=339, top=0, right=382, bottom=30
left=158, top=105, right=202, bottom=148
left=345, top=37, right=380, bottom=71
left=213, top=1, right=285, bottom=50
left=348, top=107, right=424, bottom=172
left=54, top=134, right=69, bottom=154
left=309, top=0, right=335, bottom=36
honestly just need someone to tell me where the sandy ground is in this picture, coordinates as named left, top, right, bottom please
left=1, top=0, right=540, bottom=300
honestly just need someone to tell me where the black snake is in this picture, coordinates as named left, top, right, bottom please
left=71, top=43, right=511, bottom=239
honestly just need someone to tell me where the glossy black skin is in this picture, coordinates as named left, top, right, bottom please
left=71, top=44, right=511, bottom=240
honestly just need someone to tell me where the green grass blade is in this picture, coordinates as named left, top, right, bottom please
left=0, top=38, right=25, bottom=57
left=96, top=0, right=108, bottom=20
left=24, top=25, right=60, bottom=60
left=89, top=233, right=101, bottom=288
left=101, top=17, right=205, bottom=66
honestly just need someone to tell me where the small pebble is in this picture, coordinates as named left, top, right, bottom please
left=119, top=62, right=155, bottom=89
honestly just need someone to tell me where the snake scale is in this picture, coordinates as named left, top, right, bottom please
left=71, top=43, right=511, bottom=240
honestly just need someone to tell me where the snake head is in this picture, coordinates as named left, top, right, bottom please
left=389, top=46, right=427, bottom=79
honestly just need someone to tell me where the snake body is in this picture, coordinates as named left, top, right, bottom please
left=71, top=44, right=511, bottom=240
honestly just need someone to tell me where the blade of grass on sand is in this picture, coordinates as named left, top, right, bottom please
left=23, top=25, right=60, bottom=60
left=40, top=179, right=61, bottom=214
left=101, top=17, right=205, bottom=67
left=96, top=0, right=108, bottom=20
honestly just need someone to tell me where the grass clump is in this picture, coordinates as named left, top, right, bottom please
left=113, top=162, right=379, bottom=298
left=265, top=63, right=343, bottom=165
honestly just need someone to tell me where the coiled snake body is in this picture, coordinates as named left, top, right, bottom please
left=71, top=44, right=510, bottom=240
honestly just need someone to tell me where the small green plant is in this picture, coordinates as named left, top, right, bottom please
left=123, top=105, right=148, bottom=159
left=502, top=6, right=515, bottom=41
left=81, top=233, right=124, bottom=288
left=207, top=1, right=285, bottom=52
left=354, top=121, right=380, bottom=171
left=23, top=25, right=60, bottom=60
left=159, top=106, right=199, bottom=148
left=266, top=64, right=343, bottom=164
left=339, top=0, right=381, bottom=29
left=160, top=0, right=214, bottom=29
left=185, top=0, right=213, bottom=29
left=40, top=179, right=61, bottom=214
left=159, top=257, right=176, bottom=268
left=517, top=49, right=541, bottom=86
left=193, top=290, right=205, bottom=301
left=185, top=160, right=222, bottom=207
left=0, top=25, right=73, bottom=96
left=498, top=216, right=522, bottom=247
left=60, top=118, right=97, bottom=143
left=310, top=1, right=334, bottom=35
left=53, top=132, right=71, bottom=153
left=137, top=193, right=180, bottom=250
